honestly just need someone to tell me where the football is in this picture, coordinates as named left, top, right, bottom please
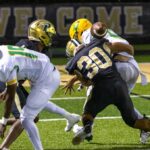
left=90, top=22, right=107, bottom=38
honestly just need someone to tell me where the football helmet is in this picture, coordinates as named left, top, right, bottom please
left=66, top=39, right=81, bottom=57
left=28, top=19, right=56, bottom=47
left=69, top=18, right=92, bottom=42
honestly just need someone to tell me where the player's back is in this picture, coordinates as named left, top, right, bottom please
left=66, top=38, right=118, bottom=81
left=0, top=45, right=54, bottom=83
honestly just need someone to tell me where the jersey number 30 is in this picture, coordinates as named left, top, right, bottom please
left=77, top=47, right=112, bottom=79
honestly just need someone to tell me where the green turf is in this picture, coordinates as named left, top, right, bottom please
left=0, top=83, right=150, bottom=149
left=51, top=44, right=150, bottom=65
left=4, top=120, right=150, bottom=150
left=51, top=55, right=150, bottom=65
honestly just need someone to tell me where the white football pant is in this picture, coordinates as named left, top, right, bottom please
left=20, top=68, right=60, bottom=150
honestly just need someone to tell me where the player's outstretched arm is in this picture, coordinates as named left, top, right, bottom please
left=108, top=42, right=134, bottom=55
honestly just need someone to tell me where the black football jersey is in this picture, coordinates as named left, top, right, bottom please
left=66, top=38, right=117, bottom=81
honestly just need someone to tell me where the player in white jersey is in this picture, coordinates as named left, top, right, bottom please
left=0, top=19, right=80, bottom=150
left=68, top=18, right=149, bottom=143
left=0, top=45, right=60, bottom=150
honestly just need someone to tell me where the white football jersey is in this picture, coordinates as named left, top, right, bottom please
left=0, top=45, right=54, bottom=85
left=82, top=28, right=147, bottom=86
left=82, top=28, right=133, bottom=58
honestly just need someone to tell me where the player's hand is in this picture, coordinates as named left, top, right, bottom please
left=0, top=90, right=7, bottom=102
left=0, top=123, right=6, bottom=139
left=63, top=81, right=75, bottom=95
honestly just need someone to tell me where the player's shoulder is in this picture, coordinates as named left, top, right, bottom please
left=16, top=39, right=37, bottom=50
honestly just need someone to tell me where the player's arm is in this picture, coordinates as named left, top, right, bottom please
left=4, top=83, right=17, bottom=119
left=0, top=81, right=17, bottom=138
left=0, top=69, right=17, bottom=138
left=90, top=22, right=134, bottom=55
left=106, top=42, right=134, bottom=55
left=63, top=75, right=78, bottom=95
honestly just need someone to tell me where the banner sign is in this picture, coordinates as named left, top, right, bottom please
left=0, top=3, right=149, bottom=47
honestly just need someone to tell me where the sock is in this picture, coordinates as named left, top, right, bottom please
left=44, top=101, right=71, bottom=120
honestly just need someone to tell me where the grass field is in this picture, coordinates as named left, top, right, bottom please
left=0, top=50, right=150, bottom=149
left=0, top=83, right=150, bottom=150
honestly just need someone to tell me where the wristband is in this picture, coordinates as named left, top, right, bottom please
left=1, top=117, right=8, bottom=125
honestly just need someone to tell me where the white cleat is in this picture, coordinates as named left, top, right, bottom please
left=65, top=114, right=80, bottom=132
left=73, top=124, right=83, bottom=134
left=72, top=127, right=92, bottom=145
left=140, top=130, right=150, bottom=144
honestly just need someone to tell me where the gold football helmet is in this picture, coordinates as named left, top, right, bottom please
left=69, top=18, right=92, bottom=42
left=28, top=19, right=56, bottom=47
left=66, top=39, right=81, bottom=57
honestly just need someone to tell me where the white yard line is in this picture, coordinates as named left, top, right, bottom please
left=39, top=116, right=122, bottom=122
left=39, top=94, right=150, bottom=122
left=50, top=95, right=150, bottom=100
left=40, top=115, right=150, bottom=122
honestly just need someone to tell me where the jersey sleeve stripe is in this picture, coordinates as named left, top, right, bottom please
left=7, top=79, right=17, bottom=86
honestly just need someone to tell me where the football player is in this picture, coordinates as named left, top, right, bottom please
left=64, top=26, right=150, bottom=145
left=68, top=18, right=149, bottom=144
left=0, top=19, right=80, bottom=150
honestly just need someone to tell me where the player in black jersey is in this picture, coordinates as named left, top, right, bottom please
left=65, top=35, right=150, bottom=145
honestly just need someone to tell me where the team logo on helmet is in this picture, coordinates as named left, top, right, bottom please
left=28, top=19, right=56, bottom=47
left=69, top=18, right=92, bottom=42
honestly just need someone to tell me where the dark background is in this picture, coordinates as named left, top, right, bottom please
left=0, top=0, right=149, bottom=56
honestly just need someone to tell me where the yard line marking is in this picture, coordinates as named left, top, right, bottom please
left=39, top=116, right=122, bottom=122
left=51, top=97, right=86, bottom=100
left=39, top=115, right=150, bottom=122
left=50, top=95, right=150, bottom=100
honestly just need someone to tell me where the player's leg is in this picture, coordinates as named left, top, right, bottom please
left=115, top=62, right=143, bottom=119
left=43, top=66, right=80, bottom=132
left=20, top=88, right=50, bottom=150
left=0, top=119, right=23, bottom=149
left=20, top=69, right=60, bottom=150
left=72, top=80, right=111, bottom=145
left=0, top=86, right=28, bottom=149
left=114, top=78, right=150, bottom=131
left=44, top=101, right=80, bottom=132
left=115, top=62, right=150, bottom=143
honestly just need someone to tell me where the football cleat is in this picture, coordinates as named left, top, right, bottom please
left=73, top=124, right=93, bottom=142
left=72, top=127, right=92, bottom=145
left=140, top=130, right=150, bottom=144
left=73, top=124, right=83, bottom=133
left=65, top=114, right=80, bottom=132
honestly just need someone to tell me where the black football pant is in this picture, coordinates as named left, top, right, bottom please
left=83, top=75, right=138, bottom=127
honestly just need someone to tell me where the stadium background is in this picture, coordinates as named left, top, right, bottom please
left=0, top=0, right=150, bottom=57
left=0, top=1, right=150, bottom=149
